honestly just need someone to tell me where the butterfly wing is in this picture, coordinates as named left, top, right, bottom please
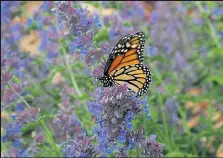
left=104, top=32, right=145, bottom=76
left=112, top=64, right=152, bottom=97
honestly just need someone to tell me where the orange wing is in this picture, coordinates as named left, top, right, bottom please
left=104, top=32, right=145, bottom=76
left=112, top=64, right=152, bottom=97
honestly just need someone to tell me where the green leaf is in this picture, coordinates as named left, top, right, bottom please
left=123, top=21, right=132, bottom=27
left=23, top=94, right=34, bottom=100
left=93, top=28, right=109, bottom=44
left=205, top=74, right=223, bottom=85
left=35, top=143, right=56, bottom=157
left=12, top=75, right=21, bottom=84
left=25, top=21, right=38, bottom=33
left=165, top=151, right=184, bottom=157
left=21, top=121, right=39, bottom=135
left=149, top=55, right=166, bottom=62
left=208, top=47, right=223, bottom=59
left=206, top=1, right=215, bottom=11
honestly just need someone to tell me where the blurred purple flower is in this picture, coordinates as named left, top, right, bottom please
left=1, top=1, right=21, bottom=24
left=146, top=46, right=159, bottom=56
left=2, top=89, right=16, bottom=107
left=26, top=18, right=33, bottom=27
left=92, top=62, right=106, bottom=78
left=2, top=135, right=7, bottom=143
left=6, top=123, right=22, bottom=137
left=5, top=147, right=28, bottom=157
left=15, top=103, right=25, bottom=112
left=1, top=72, right=12, bottom=83
left=120, top=1, right=146, bottom=24
left=15, top=107, right=40, bottom=126
left=34, top=135, right=45, bottom=143
left=107, top=15, right=132, bottom=45
left=174, top=51, right=191, bottom=71
left=165, top=96, right=179, bottom=126
left=84, top=48, right=105, bottom=66
left=177, top=3, right=187, bottom=15
left=150, top=2, right=193, bottom=55
left=13, top=138, right=21, bottom=148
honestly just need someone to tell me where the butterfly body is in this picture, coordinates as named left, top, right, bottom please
left=98, top=32, right=152, bottom=97
left=97, top=75, right=114, bottom=87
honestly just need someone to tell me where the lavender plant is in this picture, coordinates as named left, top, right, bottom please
left=1, top=1, right=223, bottom=157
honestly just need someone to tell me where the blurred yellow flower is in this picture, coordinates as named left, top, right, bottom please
left=19, top=31, right=41, bottom=56
left=51, top=72, right=65, bottom=85
left=23, top=1, right=43, bottom=17
left=217, top=144, right=223, bottom=157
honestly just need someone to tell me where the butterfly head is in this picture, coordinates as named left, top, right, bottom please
left=97, top=76, right=113, bottom=87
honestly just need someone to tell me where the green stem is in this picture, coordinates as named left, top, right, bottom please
left=178, top=106, right=197, bottom=155
left=157, top=94, right=170, bottom=147
left=196, top=2, right=223, bottom=50
left=61, top=46, right=82, bottom=97
left=6, top=82, right=60, bottom=157
left=178, top=106, right=191, bottom=135
left=153, top=69, right=172, bottom=150
left=6, top=82, right=31, bottom=110
left=136, top=146, right=140, bottom=157
left=54, top=10, right=82, bottom=98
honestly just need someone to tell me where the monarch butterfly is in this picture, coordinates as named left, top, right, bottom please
left=97, top=31, right=152, bottom=97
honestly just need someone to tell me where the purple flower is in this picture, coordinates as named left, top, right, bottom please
left=88, top=84, right=145, bottom=155
left=63, top=135, right=99, bottom=157
left=116, top=148, right=127, bottom=158
left=117, top=130, right=127, bottom=144
left=68, top=32, right=93, bottom=54
left=129, top=127, right=146, bottom=148
left=142, top=134, right=164, bottom=157
left=125, top=111, right=133, bottom=130
left=54, top=110, right=82, bottom=136
left=128, top=138, right=135, bottom=150
left=143, top=105, right=151, bottom=120
left=52, top=2, right=96, bottom=36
